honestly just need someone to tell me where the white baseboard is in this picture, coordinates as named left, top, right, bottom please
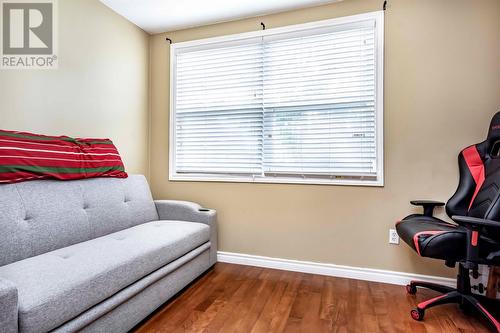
left=217, top=251, right=456, bottom=288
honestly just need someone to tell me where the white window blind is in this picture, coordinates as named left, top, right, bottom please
left=171, top=11, right=384, bottom=186
left=175, top=39, right=264, bottom=174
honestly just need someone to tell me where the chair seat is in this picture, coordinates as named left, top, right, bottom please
left=396, top=215, right=466, bottom=260
left=396, top=215, right=500, bottom=262
left=0, top=220, right=210, bottom=333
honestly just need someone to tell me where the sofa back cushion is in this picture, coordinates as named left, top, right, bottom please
left=0, top=175, right=159, bottom=266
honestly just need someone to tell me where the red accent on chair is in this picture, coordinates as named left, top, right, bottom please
left=462, top=146, right=485, bottom=210
left=477, top=303, right=500, bottom=332
left=471, top=230, right=479, bottom=246
left=413, top=231, right=447, bottom=256
left=417, top=294, right=447, bottom=309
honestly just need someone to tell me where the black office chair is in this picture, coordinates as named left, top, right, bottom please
left=396, top=112, right=500, bottom=332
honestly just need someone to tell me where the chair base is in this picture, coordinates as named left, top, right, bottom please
left=406, top=264, right=500, bottom=332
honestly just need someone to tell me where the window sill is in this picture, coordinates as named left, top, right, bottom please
left=169, top=174, right=384, bottom=187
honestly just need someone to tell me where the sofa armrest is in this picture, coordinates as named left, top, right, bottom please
left=154, top=200, right=216, bottom=224
left=154, top=200, right=217, bottom=265
left=0, top=278, right=18, bottom=333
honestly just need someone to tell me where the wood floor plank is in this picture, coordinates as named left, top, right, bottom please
left=229, top=271, right=280, bottom=332
left=134, top=263, right=496, bottom=333
left=203, top=266, right=264, bottom=333
left=266, top=272, right=301, bottom=332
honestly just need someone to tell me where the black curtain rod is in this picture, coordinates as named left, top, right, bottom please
left=165, top=4, right=383, bottom=43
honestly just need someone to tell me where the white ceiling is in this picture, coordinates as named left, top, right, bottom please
left=100, top=0, right=340, bottom=34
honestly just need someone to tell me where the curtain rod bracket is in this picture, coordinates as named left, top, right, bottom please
left=166, top=37, right=172, bottom=44
left=383, top=0, right=387, bottom=10
left=260, top=22, right=266, bottom=30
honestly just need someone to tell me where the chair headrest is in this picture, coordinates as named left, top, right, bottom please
left=487, top=111, right=500, bottom=142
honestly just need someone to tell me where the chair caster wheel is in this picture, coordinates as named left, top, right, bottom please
left=406, top=284, right=417, bottom=295
left=410, top=308, right=424, bottom=321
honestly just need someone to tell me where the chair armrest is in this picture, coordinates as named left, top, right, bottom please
left=410, top=200, right=445, bottom=217
left=0, top=278, right=18, bottom=333
left=154, top=200, right=218, bottom=265
left=451, top=215, right=500, bottom=229
left=451, top=215, right=500, bottom=268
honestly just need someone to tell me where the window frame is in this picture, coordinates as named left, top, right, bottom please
left=169, top=11, right=384, bottom=187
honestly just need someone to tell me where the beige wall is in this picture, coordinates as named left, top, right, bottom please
left=0, top=0, right=150, bottom=175
left=150, top=0, right=500, bottom=277
left=1, top=0, right=498, bottom=278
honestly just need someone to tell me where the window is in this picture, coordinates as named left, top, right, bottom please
left=170, top=11, right=384, bottom=186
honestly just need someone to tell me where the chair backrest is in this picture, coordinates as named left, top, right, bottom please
left=447, top=112, right=500, bottom=238
left=0, top=175, right=159, bottom=266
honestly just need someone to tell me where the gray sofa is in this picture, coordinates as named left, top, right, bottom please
left=0, top=175, right=217, bottom=333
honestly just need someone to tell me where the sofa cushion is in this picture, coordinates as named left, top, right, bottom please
left=0, top=220, right=210, bottom=333
left=0, top=175, right=160, bottom=267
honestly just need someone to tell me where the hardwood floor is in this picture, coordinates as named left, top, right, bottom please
left=134, top=263, right=496, bottom=333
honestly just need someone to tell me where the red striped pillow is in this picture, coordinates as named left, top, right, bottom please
left=0, top=129, right=128, bottom=184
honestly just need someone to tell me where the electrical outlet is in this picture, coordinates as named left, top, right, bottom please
left=389, top=229, right=400, bottom=245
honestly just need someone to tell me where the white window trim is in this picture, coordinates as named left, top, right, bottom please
left=169, top=11, right=384, bottom=187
